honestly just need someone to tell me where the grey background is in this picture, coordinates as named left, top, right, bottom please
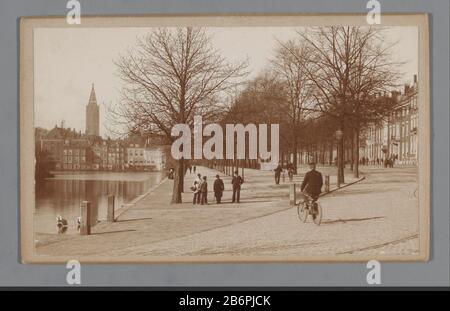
left=0, top=0, right=448, bottom=287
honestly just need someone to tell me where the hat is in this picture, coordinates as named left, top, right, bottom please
left=216, top=174, right=220, bottom=178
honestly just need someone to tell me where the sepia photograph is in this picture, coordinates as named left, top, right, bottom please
left=20, top=14, right=430, bottom=263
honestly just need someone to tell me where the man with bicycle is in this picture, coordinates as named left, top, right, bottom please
left=300, top=161, right=323, bottom=204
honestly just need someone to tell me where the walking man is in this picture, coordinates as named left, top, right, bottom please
left=287, top=162, right=294, bottom=182
left=213, top=174, right=225, bottom=204
left=274, top=162, right=282, bottom=185
left=231, top=170, right=243, bottom=203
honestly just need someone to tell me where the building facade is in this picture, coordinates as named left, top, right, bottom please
left=361, top=75, right=419, bottom=165
left=36, top=84, right=168, bottom=172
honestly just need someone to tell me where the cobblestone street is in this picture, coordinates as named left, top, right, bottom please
left=35, top=165, right=421, bottom=261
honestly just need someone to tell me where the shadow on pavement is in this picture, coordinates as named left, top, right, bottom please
left=321, top=216, right=384, bottom=225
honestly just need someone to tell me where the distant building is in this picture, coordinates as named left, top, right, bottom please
left=36, top=85, right=169, bottom=172
left=361, top=75, right=419, bottom=165
left=40, top=126, right=83, bottom=170
left=62, top=139, right=92, bottom=170
left=106, top=139, right=126, bottom=171
left=85, top=83, right=100, bottom=136
left=124, top=135, right=166, bottom=171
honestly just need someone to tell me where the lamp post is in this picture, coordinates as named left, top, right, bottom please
left=335, top=129, right=344, bottom=187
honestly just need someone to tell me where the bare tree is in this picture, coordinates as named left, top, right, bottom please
left=223, top=72, right=288, bottom=171
left=283, top=26, right=401, bottom=180
left=272, top=39, right=314, bottom=173
left=112, top=27, right=247, bottom=203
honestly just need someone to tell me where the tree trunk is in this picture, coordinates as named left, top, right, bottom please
left=338, top=122, right=345, bottom=185
left=350, top=131, right=355, bottom=171
left=354, top=126, right=360, bottom=178
left=171, top=158, right=184, bottom=203
left=329, top=140, right=333, bottom=166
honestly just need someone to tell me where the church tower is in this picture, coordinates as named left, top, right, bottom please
left=85, top=83, right=100, bottom=136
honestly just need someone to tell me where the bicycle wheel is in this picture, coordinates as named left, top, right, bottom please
left=297, top=202, right=308, bottom=223
left=312, top=202, right=322, bottom=225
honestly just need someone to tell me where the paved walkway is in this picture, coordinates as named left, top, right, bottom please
left=35, top=165, right=419, bottom=261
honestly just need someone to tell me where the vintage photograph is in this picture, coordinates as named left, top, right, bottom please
left=20, top=14, right=430, bottom=263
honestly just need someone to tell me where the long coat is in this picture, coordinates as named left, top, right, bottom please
left=213, top=178, right=225, bottom=197
left=200, top=181, right=208, bottom=193
left=231, top=175, right=243, bottom=189
left=300, top=169, right=323, bottom=197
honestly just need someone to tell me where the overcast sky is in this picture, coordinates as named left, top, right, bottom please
left=34, top=26, right=418, bottom=138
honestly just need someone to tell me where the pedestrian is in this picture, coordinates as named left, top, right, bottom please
left=192, top=173, right=202, bottom=204
left=200, top=176, right=208, bottom=205
left=288, top=163, right=294, bottom=182
left=213, top=174, right=225, bottom=204
left=188, top=165, right=192, bottom=173
left=192, top=180, right=200, bottom=205
left=231, top=170, right=243, bottom=203
left=193, top=166, right=196, bottom=173
left=274, top=163, right=282, bottom=185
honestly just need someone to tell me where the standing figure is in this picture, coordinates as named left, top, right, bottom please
left=200, top=176, right=208, bottom=205
left=192, top=180, right=200, bottom=205
left=231, top=170, right=243, bottom=203
left=213, top=174, right=225, bottom=204
left=274, top=163, right=282, bottom=185
left=287, top=162, right=294, bottom=182
left=193, top=166, right=197, bottom=173
left=192, top=174, right=202, bottom=204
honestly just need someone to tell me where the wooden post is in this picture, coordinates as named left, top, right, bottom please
left=289, top=183, right=297, bottom=207
left=325, top=175, right=330, bottom=192
left=80, top=201, right=91, bottom=235
left=107, top=195, right=115, bottom=223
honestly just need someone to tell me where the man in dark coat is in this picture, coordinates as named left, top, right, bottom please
left=213, top=174, right=225, bottom=204
left=231, top=170, right=243, bottom=203
left=300, top=162, right=323, bottom=201
left=200, top=176, right=208, bottom=205
left=274, top=163, right=282, bottom=185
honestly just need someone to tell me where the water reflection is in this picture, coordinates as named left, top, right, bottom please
left=35, top=172, right=163, bottom=234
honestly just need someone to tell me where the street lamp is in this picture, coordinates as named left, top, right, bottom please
left=335, top=129, right=344, bottom=187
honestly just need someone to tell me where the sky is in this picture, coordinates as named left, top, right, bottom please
left=34, top=26, right=418, bottom=138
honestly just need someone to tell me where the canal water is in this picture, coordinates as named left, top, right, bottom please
left=35, top=171, right=164, bottom=234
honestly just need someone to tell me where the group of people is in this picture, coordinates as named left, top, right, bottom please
left=359, top=156, right=396, bottom=168
left=191, top=170, right=244, bottom=205
left=274, top=161, right=324, bottom=201
left=187, top=165, right=197, bottom=174
left=273, top=162, right=295, bottom=185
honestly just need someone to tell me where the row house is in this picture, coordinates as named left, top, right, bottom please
left=125, top=141, right=164, bottom=171
left=361, top=75, right=419, bottom=165
left=62, top=139, right=92, bottom=170
left=40, top=125, right=84, bottom=170
left=38, top=126, right=167, bottom=171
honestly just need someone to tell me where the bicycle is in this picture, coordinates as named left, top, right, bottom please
left=296, top=192, right=322, bottom=225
